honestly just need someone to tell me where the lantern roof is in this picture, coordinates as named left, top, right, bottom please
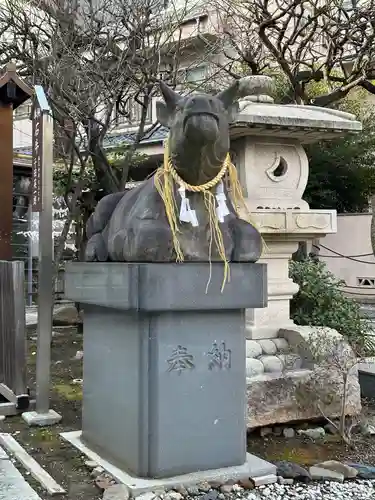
left=231, top=97, right=362, bottom=144
left=0, top=63, right=33, bottom=110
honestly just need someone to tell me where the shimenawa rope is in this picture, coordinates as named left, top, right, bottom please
left=154, top=137, right=260, bottom=291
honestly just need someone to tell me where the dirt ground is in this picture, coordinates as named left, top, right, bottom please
left=1, top=326, right=375, bottom=500
left=1, top=326, right=100, bottom=500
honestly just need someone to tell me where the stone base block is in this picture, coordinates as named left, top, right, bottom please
left=65, top=262, right=267, bottom=479
left=22, top=410, right=62, bottom=427
left=246, top=326, right=361, bottom=428
left=61, top=431, right=276, bottom=495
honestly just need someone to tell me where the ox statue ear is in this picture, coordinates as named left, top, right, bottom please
left=216, top=80, right=240, bottom=109
left=157, top=81, right=181, bottom=127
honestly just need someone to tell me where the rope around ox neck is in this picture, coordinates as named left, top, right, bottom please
left=166, top=151, right=230, bottom=193
left=154, top=137, right=258, bottom=291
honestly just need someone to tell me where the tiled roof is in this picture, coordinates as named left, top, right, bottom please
left=103, top=125, right=168, bottom=149
left=14, top=125, right=168, bottom=156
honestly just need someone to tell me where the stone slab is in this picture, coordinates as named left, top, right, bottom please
left=22, top=410, right=62, bottom=427
left=61, top=431, right=276, bottom=495
left=0, top=433, right=65, bottom=495
left=246, top=366, right=361, bottom=428
left=309, top=466, right=344, bottom=483
left=65, top=262, right=267, bottom=311
left=0, top=457, right=41, bottom=500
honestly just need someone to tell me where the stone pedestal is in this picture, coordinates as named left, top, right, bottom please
left=245, top=239, right=299, bottom=340
left=64, top=262, right=275, bottom=482
left=245, top=210, right=336, bottom=340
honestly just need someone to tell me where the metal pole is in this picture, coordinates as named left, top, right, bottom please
left=27, top=205, right=33, bottom=306
left=35, top=110, right=54, bottom=415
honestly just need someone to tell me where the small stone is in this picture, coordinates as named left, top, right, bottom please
left=246, top=340, right=262, bottom=358
left=197, top=481, right=211, bottom=492
left=250, top=475, right=276, bottom=487
left=260, top=427, right=273, bottom=438
left=72, top=378, right=83, bottom=385
left=238, top=478, right=255, bottom=490
left=231, top=484, right=242, bottom=492
left=95, top=474, right=115, bottom=490
left=246, top=358, right=264, bottom=377
left=153, top=489, right=166, bottom=498
left=0, top=416, right=5, bottom=422
left=91, top=466, right=105, bottom=478
left=259, top=355, right=283, bottom=373
left=200, top=491, right=218, bottom=500
left=85, top=460, right=98, bottom=469
left=245, top=494, right=260, bottom=500
left=278, top=477, right=293, bottom=485
left=135, top=493, right=156, bottom=500
left=103, top=484, right=130, bottom=500
left=274, top=461, right=311, bottom=482
left=273, top=338, right=289, bottom=352
left=53, top=303, right=81, bottom=325
left=315, top=460, right=358, bottom=479
left=283, top=427, right=295, bottom=438
left=166, top=492, right=183, bottom=500
left=217, top=495, right=225, bottom=500
left=220, top=485, right=233, bottom=494
left=258, top=340, right=277, bottom=355
left=345, top=463, right=375, bottom=479
left=309, top=466, right=344, bottom=482
left=273, top=426, right=282, bottom=437
left=298, top=427, right=325, bottom=440
left=73, top=350, right=84, bottom=360
left=186, top=486, right=200, bottom=496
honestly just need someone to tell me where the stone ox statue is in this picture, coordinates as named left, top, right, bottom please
left=85, top=81, right=262, bottom=263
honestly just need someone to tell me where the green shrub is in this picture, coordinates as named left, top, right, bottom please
left=289, top=258, right=374, bottom=354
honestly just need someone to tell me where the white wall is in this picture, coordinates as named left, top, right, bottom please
left=319, top=213, right=375, bottom=299
left=13, top=117, right=32, bottom=149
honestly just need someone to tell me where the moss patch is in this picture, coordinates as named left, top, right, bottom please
left=54, top=383, right=82, bottom=401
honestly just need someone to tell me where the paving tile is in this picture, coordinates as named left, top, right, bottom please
left=0, top=459, right=41, bottom=500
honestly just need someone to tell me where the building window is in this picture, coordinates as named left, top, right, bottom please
left=178, top=66, right=207, bottom=84
left=14, top=102, right=32, bottom=120
left=115, top=98, right=152, bottom=127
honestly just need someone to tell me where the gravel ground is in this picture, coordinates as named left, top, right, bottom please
left=130, top=480, right=375, bottom=500
left=254, top=481, right=375, bottom=500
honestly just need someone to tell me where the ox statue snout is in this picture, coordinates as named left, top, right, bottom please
left=183, top=112, right=220, bottom=143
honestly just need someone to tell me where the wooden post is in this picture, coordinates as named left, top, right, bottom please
left=0, top=63, right=32, bottom=260
left=0, top=64, right=32, bottom=415
left=0, top=105, right=13, bottom=259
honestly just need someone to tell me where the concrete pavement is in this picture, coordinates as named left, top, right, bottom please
left=0, top=446, right=41, bottom=500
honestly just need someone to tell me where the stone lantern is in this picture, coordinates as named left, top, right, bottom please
left=230, top=80, right=362, bottom=428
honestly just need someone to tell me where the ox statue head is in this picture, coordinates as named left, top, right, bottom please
left=157, top=81, right=240, bottom=185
